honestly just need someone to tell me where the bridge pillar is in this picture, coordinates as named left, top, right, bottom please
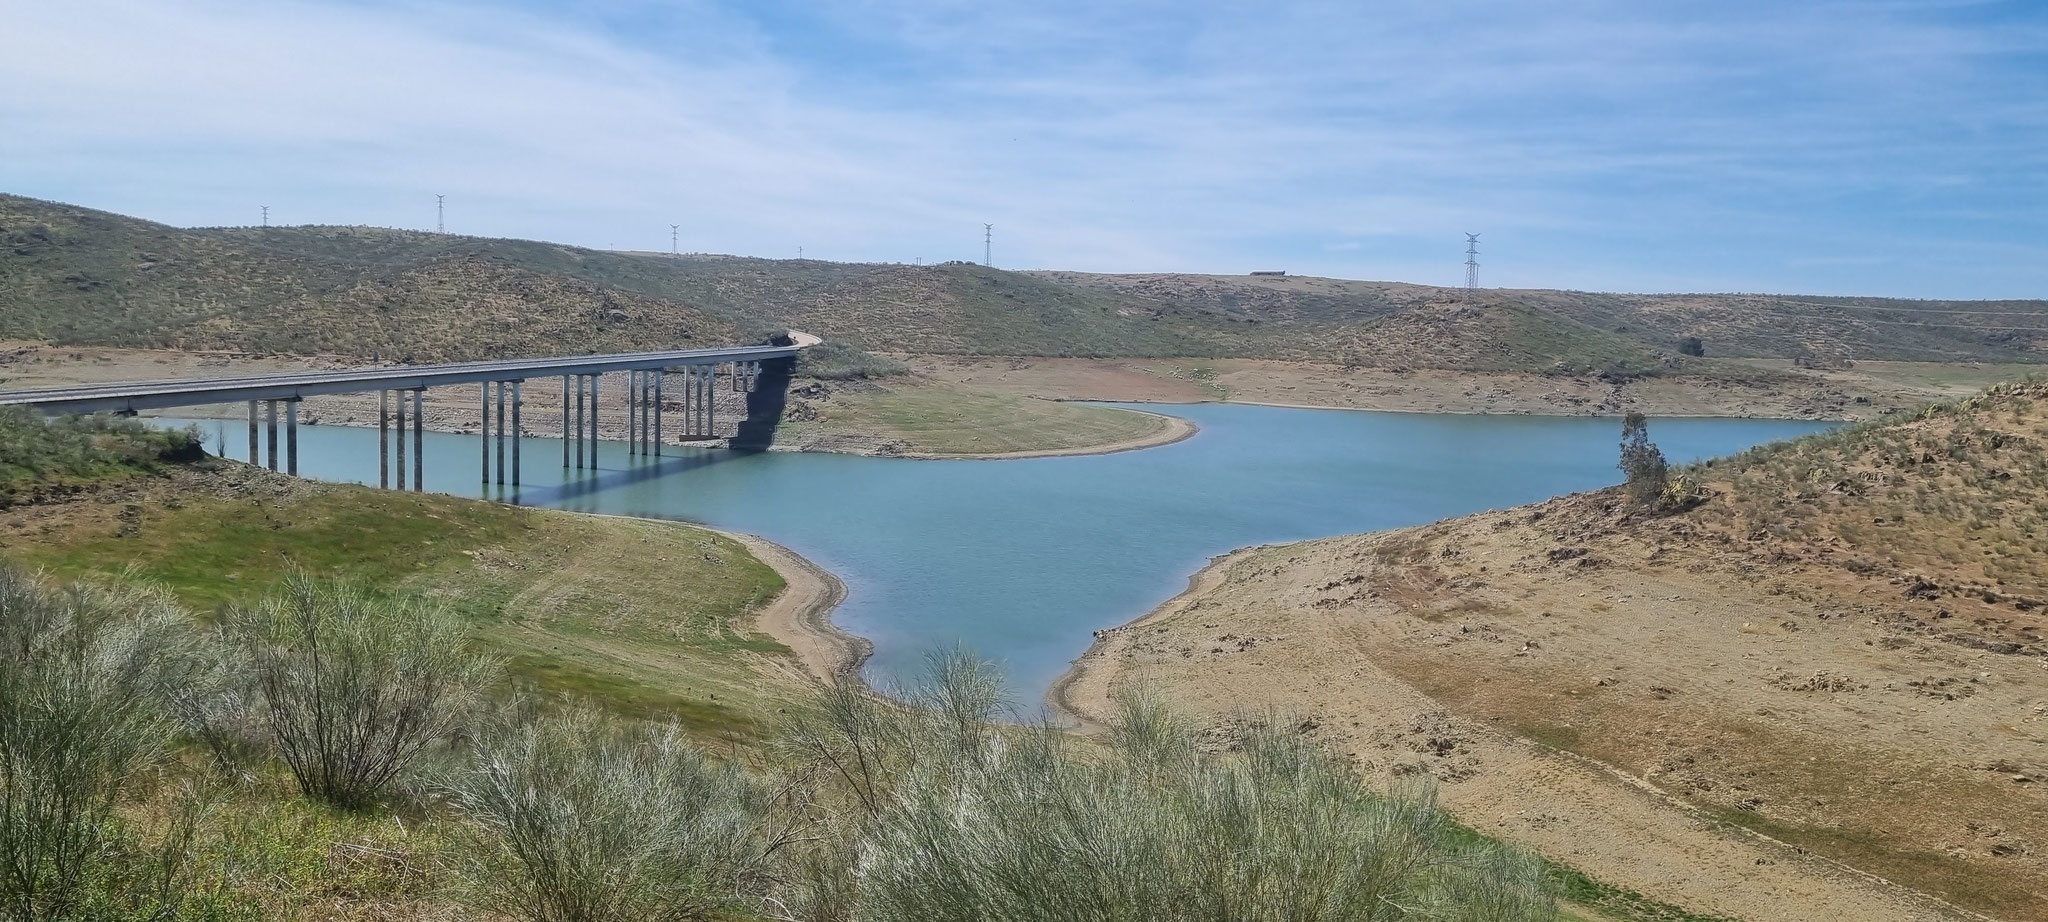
left=265, top=400, right=278, bottom=471
left=511, top=380, right=522, bottom=487
left=247, top=400, right=258, bottom=465
left=562, top=376, right=570, bottom=468
left=395, top=389, right=407, bottom=490
left=589, top=374, right=599, bottom=463
left=626, top=370, right=636, bottom=456
left=495, top=381, right=507, bottom=486
left=574, top=375, right=586, bottom=469
left=480, top=382, right=490, bottom=483
left=379, top=391, right=390, bottom=488
left=285, top=398, right=299, bottom=476
left=412, top=388, right=425, bottom=491
left=654, top=370, right=663, bottom=455
left=707, top=364, right=716, bottom=436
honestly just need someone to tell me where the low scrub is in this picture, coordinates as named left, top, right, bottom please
left=446, top=706, right=801, bottom=922
left=0, top=408, right=201, bottom=496
left=783, top=653, right=1557, bottom=922
left=224, top=574, right=499, bottom=809
left=0, top=565, right=210, bottom=921
left=795, top=340, right=909, bottom=381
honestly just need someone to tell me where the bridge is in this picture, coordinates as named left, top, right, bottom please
left=0, top=333, right=818, bottom=490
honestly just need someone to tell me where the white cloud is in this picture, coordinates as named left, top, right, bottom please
left=0, top=0, right=2042, bottom=295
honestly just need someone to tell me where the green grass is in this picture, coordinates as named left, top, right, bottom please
left=802, top=384, right=1174, bottom=455
left=7, top=476, right=800, bottom=738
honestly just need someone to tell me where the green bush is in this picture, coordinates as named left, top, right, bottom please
left=781, top=652, right=1557, bottom=922
left=0, top=565, right=208, bottom=921
left=0, top=408, right=201, bottom=495
left=794, top=341, right=909, bottom=381
left=226, top=575, right=498, bottom=809
left=445, top=706, right=797, bottom=922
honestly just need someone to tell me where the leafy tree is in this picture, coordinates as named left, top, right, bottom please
left=1676, top=336, right=1705, bottom=357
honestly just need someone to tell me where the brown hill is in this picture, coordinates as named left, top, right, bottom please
left=8, top=194, right=2043, bottom=375
left=1062, top=383, right=2048, bottom=921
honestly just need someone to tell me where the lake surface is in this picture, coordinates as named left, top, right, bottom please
left=161, top=404, right=1831, bottom=704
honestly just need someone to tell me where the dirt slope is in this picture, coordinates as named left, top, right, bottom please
left=1060, top=383, right=2048, bottom=921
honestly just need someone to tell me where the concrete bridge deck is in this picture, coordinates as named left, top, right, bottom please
left=0, top=341, right=804, bottom=414
left=0, top=333, right=816, bottom=492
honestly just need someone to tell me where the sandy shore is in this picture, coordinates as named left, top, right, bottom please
left=724, top=531, right=867, bottom=683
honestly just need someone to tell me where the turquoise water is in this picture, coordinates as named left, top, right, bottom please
left=161, top=405, right=1831, bottom=704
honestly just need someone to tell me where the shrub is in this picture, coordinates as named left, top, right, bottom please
left=794, top=341, right=909, bottom=381
left=0, top=565, right=205, bottom=921
left=1619, top=412, right=1668, bottom=506
left=781, top=653, right=1556, bottom=922
left=228, top=574, right=497, bottom=809
left=0, top=408, right=201, bottom=496
left=1676, top=336, right=1705, bottom=357
left=445, top=706, right=798, bottom=922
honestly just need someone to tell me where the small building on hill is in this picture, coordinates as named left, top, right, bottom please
left=1249, top=270, right=1286, bottom=277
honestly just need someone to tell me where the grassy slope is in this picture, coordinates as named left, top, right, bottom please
left=14, top=194, right=2041, bottom=374
left=3, top=465, right=804, bottom=740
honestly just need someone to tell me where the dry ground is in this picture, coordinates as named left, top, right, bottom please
left=1059, top=388, right=2048, bottom=921
left=904, top=354, right=2039, bottom=420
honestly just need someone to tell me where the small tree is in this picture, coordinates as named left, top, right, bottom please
left=1677, top=336, right=1705, bottom=357
left=1619, top=412, right=1668, bottom=506
left=230, top=574, right=498, bottom=809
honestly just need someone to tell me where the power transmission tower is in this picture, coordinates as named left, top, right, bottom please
left=798, top=246, right=804, bottom=260
left=437, top=194, right=445, bottom=234
left=984, top=224, right=993, bottom=267
left=260, top=205, right=269, bottom=228
left=670, top=225, right=680, bottom=257
left=1464, top=233, right=1481, bottom=292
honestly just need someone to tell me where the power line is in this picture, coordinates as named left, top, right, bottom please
left=1464, top=233, right=1480, bottom=292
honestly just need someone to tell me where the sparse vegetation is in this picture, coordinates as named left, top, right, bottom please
left=1617, top=412, right=1668, bottom=506
left=0, top=407, right=200, bottom=497
left=13, top=193, right=2041, bottom=373
left=225, top=574, right=500, bottom=809
left=0, top=565, right=211, bottom=921
left=447, top=706, right=795, bottom=922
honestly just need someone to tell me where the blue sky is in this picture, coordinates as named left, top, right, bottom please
left=3, top=0, right=2044, bottom=297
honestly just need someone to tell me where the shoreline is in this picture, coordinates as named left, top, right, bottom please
left=1066, top=395, right=1851, bottom=422
left=723, top=531, right=868, bottom=684
left=557, top=510, right=867, bottom=686
left=1046, top=545, right=1262, bottom=729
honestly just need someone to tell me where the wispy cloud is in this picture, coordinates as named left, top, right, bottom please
left=1, top=0, right=2042, bottom=296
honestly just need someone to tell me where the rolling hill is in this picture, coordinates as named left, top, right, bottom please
left=1063, top=382, right=2048, bottom=920
left=4, top=194, right=2044, bottom=373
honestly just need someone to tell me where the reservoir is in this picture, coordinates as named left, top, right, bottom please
left=159, top=404, right=1831, bottom=704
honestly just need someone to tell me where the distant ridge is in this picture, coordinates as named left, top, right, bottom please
left=3, top=194, right=2042, bottom=370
